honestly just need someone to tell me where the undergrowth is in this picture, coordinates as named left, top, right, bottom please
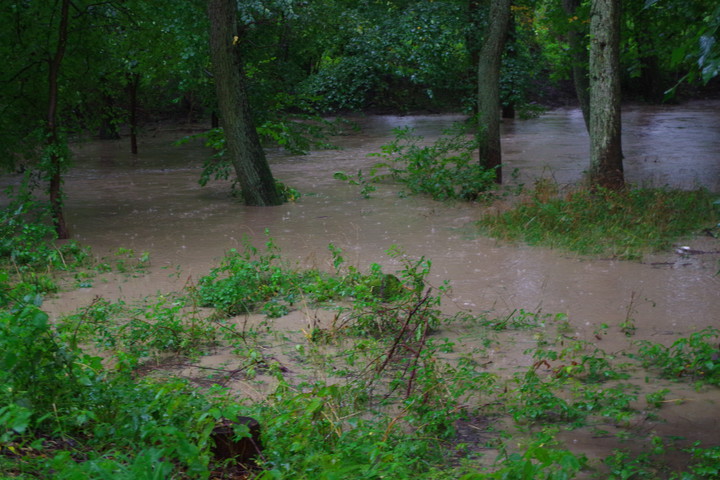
left=2, top=200, right=719, bottom=478
left=478, top=184, right=720, bottom=260
left=0, top=186, right=150, bottom=307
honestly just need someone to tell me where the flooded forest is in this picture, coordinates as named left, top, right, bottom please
left=2, top=1, right=720, bottom=479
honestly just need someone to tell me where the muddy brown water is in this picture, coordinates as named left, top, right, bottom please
left=3, top=101, right=720, bottom=472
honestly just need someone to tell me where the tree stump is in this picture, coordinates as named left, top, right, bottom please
left=210, top=416, right=263, bottom=466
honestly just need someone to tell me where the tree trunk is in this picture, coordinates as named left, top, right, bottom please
left=562, top=0, right=590, bottom=132
left=589, top=0, right=624, bottom=189
left=477, top=0, right=512, bottom=184
left=207, top=0, right=282, bottom=206
left=47, top=0, right=71, bottom=239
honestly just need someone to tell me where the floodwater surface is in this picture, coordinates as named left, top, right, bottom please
left=4, top=101, right=720, bottom=472
left=40, top=101, right=720, bottom=336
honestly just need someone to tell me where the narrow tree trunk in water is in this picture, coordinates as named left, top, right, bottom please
left=563, top=0, right=591, bottom=132
left=47, top=0, right=71, bottom=239
left=589, top=0, right=624, bottom=189
left=207, top=0, right=282, bottom=206
left=128, top=73, right=140, bottom=155
left=477, top=0, right=512, bottom=184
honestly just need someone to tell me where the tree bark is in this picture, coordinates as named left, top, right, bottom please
left=207, top=0, right=282, bottom=206
left=47, top=0, right=71, bottom=239
left=589, top=0, right=624, bottom=189
left=562, top=0, right=590, bottom=132
left=477, top=0, right=512, bottom=184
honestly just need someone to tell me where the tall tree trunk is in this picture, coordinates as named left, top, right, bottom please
left=207, top=0, right=282, bottom=206
left=563, top=0, right=591, bottom=132
left=477, top=0, right=512, bottom=184
left=47, top=0, right=71, bottom=239
left=589, top=0, right=624, bottom=189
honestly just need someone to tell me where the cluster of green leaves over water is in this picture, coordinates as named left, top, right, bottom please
left=0, top=187, right=90, bottom=304
left=478, top=185, right=720, bottom=260
left=335, top=125, right=496, bottom=202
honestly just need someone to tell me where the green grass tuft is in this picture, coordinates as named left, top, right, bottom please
left=478, top=187, right=720, bottom=260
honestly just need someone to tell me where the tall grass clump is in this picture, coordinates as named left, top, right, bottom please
left=478, top=186, right=720, bottom=260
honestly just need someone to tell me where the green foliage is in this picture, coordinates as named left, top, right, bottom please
left=487, top=434, right=587, bottom=480
left=4, top=231, right=720, bottom=478
left=298, top=1, right=472, bottom=112
left=683, top=444, right=720, bottom=479
left=500, top=6, right=547, bottom=119
left=61, top=294, right=217, bottom=364
left=179, top=117, right=342, bottom=197
left=478, top=186, right=720, bottom=259
left=0, top=300, right=249, bottom=478
left=194, top=236, right=300, bottom=318
left=194, top=234, right=419, bottom=324
left=0, top=188, right=93, bottom=306
left=0, top=189, right=88, bottom=273
left=254, top=382, right=450, bottom=479
left=632, top=327, right=720, bottom=386
left=336, top=125, right=496, bottom=202
left=0, top=303, right=103, bottom=430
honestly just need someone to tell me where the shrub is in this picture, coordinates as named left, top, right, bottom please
left=335, top=125, right=497, bottom=202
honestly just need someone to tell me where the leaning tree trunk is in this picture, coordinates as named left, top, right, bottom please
left=588, top=0, right=624, bottom=189
left=47, top=0, right=71, bottom=239
left=477, top=0, right=512, bottom=184
left=207, top=0, right=282, bottom=206
left=563, top=0, right=591, bottom=132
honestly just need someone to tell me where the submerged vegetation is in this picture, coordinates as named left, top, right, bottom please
left=2, top=195, right=720, bottom=478
left=335, top=125, right=497, bottom=202
left=478, top=185, right=720, bottom=260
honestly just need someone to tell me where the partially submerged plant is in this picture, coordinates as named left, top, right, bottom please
left=478, top=186, right=720, bottom=260
left=335, top=124, right=496, bottom=202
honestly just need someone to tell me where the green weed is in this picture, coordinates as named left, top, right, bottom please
left=1, top=188, right=91, bottom=302
left=478, top=186, right=720, bottom=259
left=335, top=125, right=496, bottom=201
left=632, top=327, right=720, bottom=386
